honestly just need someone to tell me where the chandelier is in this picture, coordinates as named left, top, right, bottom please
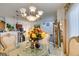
left=16, top=6, right=43, bottom=21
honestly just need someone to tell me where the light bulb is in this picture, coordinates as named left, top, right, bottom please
left=27, top=15, right=37, bottom=21
left=20, top=8, right=26, bottom=13
left=60, top=23, right=62, bottom=26
left=29, top=6, right=36, bottom=12
left=21, top=13, right=26, bottom=17
left=36, top=14, right=40, bottom=18
left=23, top=13, right=27, bottom=16
left=38, top=11, right=43, bottom=15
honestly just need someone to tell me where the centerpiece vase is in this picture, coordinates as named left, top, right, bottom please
left=34, top=40, right=40, bottom=49
left=30, top=39, right=40, bottom=49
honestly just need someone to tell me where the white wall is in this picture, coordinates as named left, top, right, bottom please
left=67, top=4, right=79, bottom=38
left=1, top=16, right=55, bottom=34
left=18, top=16, right=54, bottom=34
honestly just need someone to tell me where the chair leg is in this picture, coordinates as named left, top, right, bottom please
left=0, top=41, right=7, bottom=51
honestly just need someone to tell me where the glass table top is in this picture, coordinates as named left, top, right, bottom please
left=7, top=42, right=49, bottom=56
left=0, top=42, right=64, bottom=56
left=18, top=47, right=49, bottom=56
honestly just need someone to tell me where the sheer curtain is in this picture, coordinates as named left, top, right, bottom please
left=67, top=4, right=79, bottom=38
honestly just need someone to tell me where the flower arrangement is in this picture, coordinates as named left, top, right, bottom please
left=28, top=25, right=46, bottom=41
left=28, top=25, right=46, bottom=48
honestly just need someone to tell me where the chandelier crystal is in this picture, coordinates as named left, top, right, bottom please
left=17, top=6, right=43, bottom=21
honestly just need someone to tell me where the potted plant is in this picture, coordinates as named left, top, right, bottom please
left=6, top=23, right=14, bottom=31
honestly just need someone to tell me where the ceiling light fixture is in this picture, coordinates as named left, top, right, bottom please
left=16, top=6, right=43, bottom=21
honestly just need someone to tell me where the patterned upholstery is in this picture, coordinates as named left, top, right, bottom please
left=69, top=36, right=79, bottom=56
left=0, top=32, right=17, bottom=52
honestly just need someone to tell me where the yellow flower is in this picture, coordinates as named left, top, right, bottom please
left=41, top=32, right=46, bottom=39
left=32, top=33, right=37, bottom=38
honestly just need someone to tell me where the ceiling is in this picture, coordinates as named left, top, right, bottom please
left=0, top=3, right=65, bottom=17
